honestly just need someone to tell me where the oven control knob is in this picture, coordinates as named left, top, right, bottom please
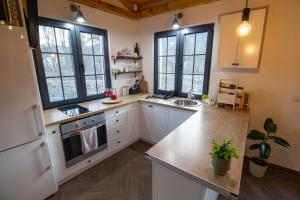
left=84, top=122, right=87, bottom=125
left=117, top=141, right=120, bottom=144
left=92, top=120, right=95, bottom=123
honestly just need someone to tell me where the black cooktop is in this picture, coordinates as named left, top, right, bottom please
left=58, top=104, right=89, bottom=117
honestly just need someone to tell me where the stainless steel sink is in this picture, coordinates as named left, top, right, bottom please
left=170, top=99, right=201, bottom=107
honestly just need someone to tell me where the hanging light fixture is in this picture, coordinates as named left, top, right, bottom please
left=71, top=4, right=86, bottom=23
left=172, top=13, right=183, bottom=30
left=237, top=0, right=251, bottom=36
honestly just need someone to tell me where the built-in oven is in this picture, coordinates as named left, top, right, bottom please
left=60, top=112, right=107, bottom=167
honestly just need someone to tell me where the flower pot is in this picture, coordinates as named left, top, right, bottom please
left=212, top=157, right=231, bottom=176
left=249, top=157, right=269, bottom=178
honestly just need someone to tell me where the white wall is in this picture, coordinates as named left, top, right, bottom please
left=38, top=0, right=140, bottom=94
left=38, top=0, right=300, bottom=171
left=137, top=0, right=300, bottom=171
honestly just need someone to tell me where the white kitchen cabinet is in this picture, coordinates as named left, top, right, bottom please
left=167, top=108, right=194, bottom=133
left=217, top=8, right=267, bottom=68
left=126, top=103, right=140, bottom=142
left=140, top=103, right=168, bottom=143
left=140, top=103, right=152, bottom=141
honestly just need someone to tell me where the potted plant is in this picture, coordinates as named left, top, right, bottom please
left=247, top=118, right=291, bottom=178
left=210, top=139, right=239, bottom=176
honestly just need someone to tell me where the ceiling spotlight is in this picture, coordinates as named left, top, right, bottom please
left=71, top=4, right=86, bottom=23
left=237, top=0, right=251, bottom=36
left=172, top=13, right=183, bottom=30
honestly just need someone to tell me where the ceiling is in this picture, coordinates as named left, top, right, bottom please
left=70, top=0, right=220, bottom=20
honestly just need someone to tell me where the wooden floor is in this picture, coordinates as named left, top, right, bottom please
left=48, top=140, right=300, bottom=200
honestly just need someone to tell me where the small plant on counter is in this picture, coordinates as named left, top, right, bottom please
left=247, top=118, right=291, bottom=178
left=210, top=139, right=239, bottom=176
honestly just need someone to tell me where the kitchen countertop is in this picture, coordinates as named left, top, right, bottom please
left=43, top=94, right=200, bottom=127
left=145, top=106, right=249, bottom=197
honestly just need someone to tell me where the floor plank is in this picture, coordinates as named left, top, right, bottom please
left=48, top=141, right=300, bottom=200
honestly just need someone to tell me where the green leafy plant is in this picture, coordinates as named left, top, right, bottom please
left=247, top=118, right=291, bottom=165
left=210, top=139, right=239, bottom=160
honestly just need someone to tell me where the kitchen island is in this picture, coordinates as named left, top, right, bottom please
left=146, top=105, right=249, bottom=200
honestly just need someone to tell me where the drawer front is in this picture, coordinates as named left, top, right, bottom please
left=106, top=113, right=127, bottom=128
left=105, top=106, right=126, bottom=119
left=107, top=124, right=128, bottom=141
left=108, top=134, right=130, bottom=154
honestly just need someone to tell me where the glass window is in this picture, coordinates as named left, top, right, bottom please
left=154, top=24, right=213, bottom=98
left=35, top=18, right=111, bottom=108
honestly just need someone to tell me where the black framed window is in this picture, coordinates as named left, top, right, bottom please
left=34, top=17, right=111, bottom=108
left=154, top=24, right=213, bottom=98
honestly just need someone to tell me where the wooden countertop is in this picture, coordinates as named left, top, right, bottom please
left=43, top=94, right=200, bottom=127
left=145, top=106, right=249, bottom=198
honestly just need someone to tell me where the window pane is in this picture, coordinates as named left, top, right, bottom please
left=183, top=34, right=195, bottom=55
left=55, top=28, right=71, bottom=53
left=166, top=74, right=175, bottom=91
left=46, top=78, right=63, bottom=102
left=83, top=55, right=95, bottom=75
left=62, top=77, right=77, bottom=99
left=158, top=73, right=166, bottom=90
left=92, top=34, right=103, bottom=55
left=167, top=56, right=175, bottom=73
left=85, top=76, right=97, bottom=96
left=193, top=75, right=204, bottom=95
left=96, top=75, right=105, bottom=94
left=181, top=75, right=193, bottom=93
left=39, top=26, right=56, bottom=53
left=95, top=56, right=104, bottom=74
left=194, top=55, right=205, bottom=74
left=158, top=38, right=167, bottom=56
left=42, top=53, right=60, bottom=77
left=80, top=32, right=93, bottom=54
left=168, top=36, right=176, bottom=56
left=195, top=32, right=208, bottom=54
left=158, top=57, right=166, bottom=73
left=59, top=54, right=75, bottom=76
left=183, top=56, right=194, bottom=74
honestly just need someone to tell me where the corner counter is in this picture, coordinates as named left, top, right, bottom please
left=145, top=106, right=249, bottom=200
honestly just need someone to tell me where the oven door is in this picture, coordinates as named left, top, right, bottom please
left=61, top=131, right=84, bottom=167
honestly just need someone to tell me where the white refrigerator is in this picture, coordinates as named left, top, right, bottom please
left=0, top=20, right=58, bottom=200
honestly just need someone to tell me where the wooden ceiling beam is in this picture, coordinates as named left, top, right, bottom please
left=136, top=0, right=220, bottom=19
left=70, top=0, right=137, bottom=19
left=118, top=0, right=135, bottom=12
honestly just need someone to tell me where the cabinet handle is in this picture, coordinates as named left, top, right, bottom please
left=115, top=111, right=119, bottom=114
left=88, top=160, right=91, bottom=163
left=117, top=141, right=121, bottom=144
left=117, top=130, right=120, bottom=133
left=33, top=104, right=44, bottom=137
left=116, top=119, right=119, bottom=122
left=52, top=130, right=56, bottom=134
left=148, top=105, right=153, bottom=108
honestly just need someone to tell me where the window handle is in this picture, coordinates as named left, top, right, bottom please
left=80, top=64, right=85, bottom=72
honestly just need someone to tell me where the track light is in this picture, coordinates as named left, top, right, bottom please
left=172, top=13, right=183, bottom=30
left=71, top=4, right=86, bottom=23
left=237, top=0, right=251, bottom=36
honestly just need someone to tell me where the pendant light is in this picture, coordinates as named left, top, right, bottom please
left=237, top=0, right=251, bottom=36
left=71, top=4, right=86, bottom=23
left=172, top=13, right=183, bottom=30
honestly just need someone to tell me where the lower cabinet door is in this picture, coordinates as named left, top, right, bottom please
left=140, top=103, right=152, bottom=141
left=0, top=138, right=58, bottom=200
left=108, top=134, right=130, bottom=154
left=151, top=105, right=168, bottom=143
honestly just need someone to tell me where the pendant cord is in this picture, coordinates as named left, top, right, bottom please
left=245, top=0, right=249, bottom=8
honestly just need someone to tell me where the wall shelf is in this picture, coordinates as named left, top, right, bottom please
left=112, top=71, right=143, bottom=80
left=113, top=56, right=142, bottom=64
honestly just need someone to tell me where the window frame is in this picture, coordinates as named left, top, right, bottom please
left=153, top=24, right=214, bottom=98
left=34, top=17, right=111, bottom=109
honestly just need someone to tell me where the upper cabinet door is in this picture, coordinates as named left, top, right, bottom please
left=217, top=8, right=267, bottom=69
left=237, top=8, right=266, bottom=68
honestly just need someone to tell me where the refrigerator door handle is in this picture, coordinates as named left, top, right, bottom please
left=40, top=142, right=51, bottom=171
left=33, top=104, right=45, bottom=137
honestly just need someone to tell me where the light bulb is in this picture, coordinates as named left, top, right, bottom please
left=172, top=23, right=180, bottom=30
left=237, top=21, right=251, bottom=36
left=76, top=16, right=85, bottom=23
